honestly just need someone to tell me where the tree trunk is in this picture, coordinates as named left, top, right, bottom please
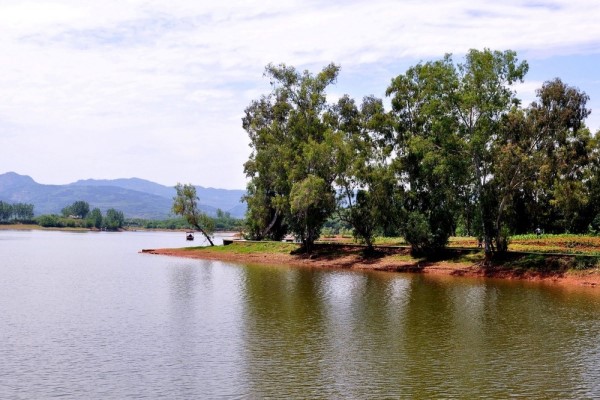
left=194, top=223, right=215, bottom=246
left=473, top=155, right=493, bottom=257
left=261, top=210, right=280, bottom=238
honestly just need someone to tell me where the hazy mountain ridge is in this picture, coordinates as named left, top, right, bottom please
left=0, top=172, right=246, bottom=219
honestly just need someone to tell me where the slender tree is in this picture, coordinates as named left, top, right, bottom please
left=172, top=183, right=215, bottom=246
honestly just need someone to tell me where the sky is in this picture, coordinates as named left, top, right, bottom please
left=1, top=0, right=599, bottom=190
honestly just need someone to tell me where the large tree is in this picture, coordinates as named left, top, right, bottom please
left=243, top=63, right=341, bottom=251
left=331, top=94, right=398, bottom=250
left=386, top=55, right=470, bottom=252
left=387, top=49, right=529, bottom=254
left=172, top=183, right=215, bottom=246
left=525, top=78, right=592, bottom=233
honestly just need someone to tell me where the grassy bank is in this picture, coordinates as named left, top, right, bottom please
left=0, top=223, right=90, bottom=232
left=184, top=241, right=298, bottom=255
left=0, top=223, right=42, bottom=230
left=322, top=234, right=600, bottom=256
left=145, top=241, right=600, bottom=287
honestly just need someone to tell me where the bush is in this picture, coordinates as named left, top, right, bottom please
left=403, top=211, right=451, bottom=254
left=574, top=256, right=599, bottom=270
left=588, top=214, right=600, bottom=235
left=37, top=214, right=60, bottom=227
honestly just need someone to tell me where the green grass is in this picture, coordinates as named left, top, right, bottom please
left=449, top=252, right=485, bottom=264
left=183, top=241, right=299, bottom=254
left=510, top=233, right=593, bottom=240
left=387, top=254, right=423, bottom=262
left=373, top=236, right=408, bottom=246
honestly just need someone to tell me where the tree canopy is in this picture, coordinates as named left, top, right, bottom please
left=242, top=50, right=596, bottom=256
left=243, top=63, right=341, bottom=251
left=61, top=200, right=90, bottom=219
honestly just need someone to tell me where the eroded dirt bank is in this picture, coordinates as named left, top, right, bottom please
left=142, top=244, right=600, bottom=288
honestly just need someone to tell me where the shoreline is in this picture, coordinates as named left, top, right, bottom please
left=143, top=243, right=600, bottom=289
left=0, top=224, right=239, bottom=235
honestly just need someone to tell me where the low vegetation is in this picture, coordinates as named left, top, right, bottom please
left=184, top=241, right=297, bottom=254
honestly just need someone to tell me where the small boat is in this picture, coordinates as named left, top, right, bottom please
left=186, top=232, right=194, bottom=241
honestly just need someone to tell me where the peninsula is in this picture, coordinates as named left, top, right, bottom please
left=144, top=241, right=600, bottom=288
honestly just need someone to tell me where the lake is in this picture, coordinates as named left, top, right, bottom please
left=1, top=229, right=599, bottom=398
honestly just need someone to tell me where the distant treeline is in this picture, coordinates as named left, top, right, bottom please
left=0, top=201, right=35, bottom=222
left=36, top=200, right=125, bottom=230
left=128, top=209, right=243, bottom=231
left=1, top=197, right=243, bottom=232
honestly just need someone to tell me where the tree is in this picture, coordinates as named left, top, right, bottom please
left=172, top=183, right=215, bottom=246
left=88, top=208, right=103, bottom=229
left=289, top=175, right=335, bottom=252
left=62, top=201, right=90, bottom=219
left=0, top=201, right=13, bottom=222
left=38, top=214, right=60, bottom=227
left=528, top=78, right=592, bottom=233
left=0, top=202, right=34, bottom=222
left=387, top=49, right=529, bottom=255
left=15, top=203, right=34, bottom=221
left=104, top=208, right=124, bottom=230
left=243, top=63, right=341, bottom=251
left=331, top=94, right=397, bottom=250
left=386, top=55, right=469, bottom=253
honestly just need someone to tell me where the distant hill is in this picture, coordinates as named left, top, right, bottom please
left=0, top=172, right=246, bottom=219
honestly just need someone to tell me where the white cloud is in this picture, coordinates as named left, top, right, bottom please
left=1, top=0, right=599, bottom=188
left=513, top=80, right=544, bottom=106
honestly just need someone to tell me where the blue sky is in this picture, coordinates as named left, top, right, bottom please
left=1, top=0, right=599, bottom=189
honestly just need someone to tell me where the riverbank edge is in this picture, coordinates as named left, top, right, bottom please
left=143, top=243, right=600, bottom=288
left=0, top=224, right=239, bottom=235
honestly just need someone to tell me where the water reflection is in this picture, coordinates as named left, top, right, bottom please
left=237, top=267, right=600, bottom=398
left=1, top=230, right=600, bottom=398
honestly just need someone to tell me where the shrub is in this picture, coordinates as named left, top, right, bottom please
left=574, top=256, right=599, bottom=270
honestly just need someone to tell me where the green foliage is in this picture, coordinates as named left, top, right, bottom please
left=172, top=183, right=215, bottom=245
left=574, top=256, right=599, bottom=270
left=242, top=63, right=341, bottom=250
left=588, top=214, right=600, bottom=235
left=192, top=241, right=298, bottom=255
left=0, top=201, right=34, bottom=222
left=214, top=209, right=244, bottom=231
left=512, top=254, right=548, bottom=270
left=104, top=208, right=125, bottom=230
left=289, top=175, right=335, bottom=249
left=88, top=208, right=103, bottom=229
left=0, top=201, right=12, bottom=221
left=401, top=211, right=451, bottom=254
left=37, top=214, right=61, bottom=227
left=242, top=52, right=596, bottom=255
left=403, top=212, right=430, bottom=253
left=61, top=200, right=90, bottom=219
left=332, top=94, right=398, bottom=248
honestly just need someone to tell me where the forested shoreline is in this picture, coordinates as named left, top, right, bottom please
left=242, top=49, right=598, bottom=256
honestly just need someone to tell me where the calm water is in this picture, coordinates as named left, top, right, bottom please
left=1, top=230, right=599, bottom=399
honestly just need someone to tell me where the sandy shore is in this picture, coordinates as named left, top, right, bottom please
left=143, top=245, right=600, bottom=289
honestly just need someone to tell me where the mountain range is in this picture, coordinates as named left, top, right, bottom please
left=0, top=172, right=246, bottom=219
